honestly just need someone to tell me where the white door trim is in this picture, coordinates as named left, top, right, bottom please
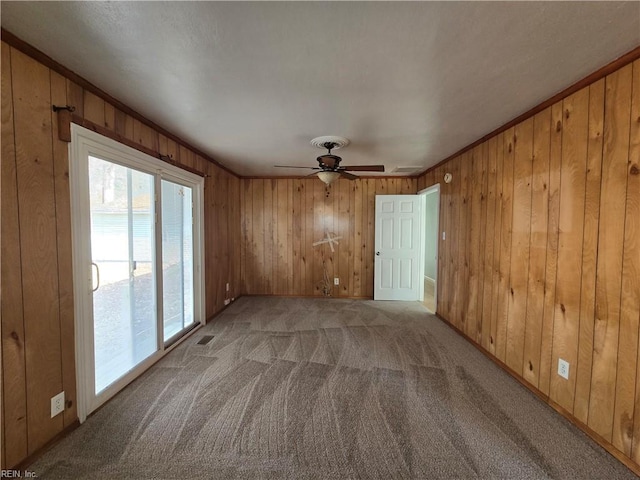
left=418, top=183, right=440, bottom=313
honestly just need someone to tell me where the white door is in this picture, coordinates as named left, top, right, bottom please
left=374, top=195, right=423, bottom=301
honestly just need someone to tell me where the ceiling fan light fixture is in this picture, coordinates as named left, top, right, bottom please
left=317, top=171, right=341, bottom=186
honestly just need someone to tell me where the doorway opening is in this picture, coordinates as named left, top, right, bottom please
left=419, top=184, right=440, bottom=313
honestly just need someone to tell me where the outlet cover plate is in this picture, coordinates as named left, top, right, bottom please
left=558, top=358, right=570, bottom=380
left=334, top=277, right=339, bottom=286
left=51, top=391, right=65, bottom=418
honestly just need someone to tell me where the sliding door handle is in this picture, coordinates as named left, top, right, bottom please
left=91, top=262, right=100, bottom=292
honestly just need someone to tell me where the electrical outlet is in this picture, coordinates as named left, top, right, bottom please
left=51, top=391, right=65, bottom=418
left=558, top=358, right=570, bottom=380
left=442, top=231, right=446, bottom=240
left=226, top=283, right=230, bottom=292
left=334, top=277, right=339, bottom=286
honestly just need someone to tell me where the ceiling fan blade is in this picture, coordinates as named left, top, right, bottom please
left=274, top=165, right=320, bottom=169
left=340, top=171, right=358, bottom=180
left=341, top=165, right=385, bottom=172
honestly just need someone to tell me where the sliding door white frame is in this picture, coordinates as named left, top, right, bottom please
left=69, top=124, right=205, bottom=422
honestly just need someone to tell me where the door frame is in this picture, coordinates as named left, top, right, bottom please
left=69, top=124, right=205, bottom=422
left=418, top=183, right=440, bottom=312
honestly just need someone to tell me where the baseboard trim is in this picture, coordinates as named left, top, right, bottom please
left=435, top=313, right=640, bottom=477
left=14, top=420, right=80, bottom=471
left=240, top=293, right=373, bottom=299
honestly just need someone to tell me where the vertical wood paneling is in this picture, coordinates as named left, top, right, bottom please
left=1, top=42, right=28, bottom=468
left=630, top=61, right=640, bottom=465
left=458, top=153, right=471, bottom=330
left=506, top=118, right=534, bottom=372
left=204, top=169, right=214, bottom=311
left=292, top=180, right=303, bottom=295
left=467, top=147, right=482, bottom=339
left=476, top=142, right=489, bottom=344
left=253, top=180, right=265, bottom=293
left=550, top=89, right=590, bottom=413
left=312, top=181, right=324, bottom=294
left=229, top=174, right=241, bottom=300
left=114, top=108, right=127, bottom=137
left=496, top=128, right=515, bottom=362
left=481, top=137, right=497, bottom=352
left=539, top=101, right=564, bottom=397
left=11, top=48, right=64, bottom=453
left=83, top=90, right=104, bottom=126
left=353, top=181, right=363, bottom=296
left=304, top=180, right=314, bottom=295
left=134, top=119, right=158, bottom=152
left=104, top=102, right=115, bottom=130
left=324, top=183, right=336, bottom=295
left=50, top=70, right=77, bottom=427
left=613, top=65, right=640, bottom=456
left=574, top=80, right=605, bottom=423
left=523, top=108, right=551, bottom=387
left=365, top=179, right=376, bottom=297
left=241, top=180, right=252, bottom=294
left=286, top=179, right=294, bottom=295
left=264, top=179, right=274, bottom=293
left=489, top=133, right=505, bottom=356
left=347, top=182, right=356, bottom=295
left=589, top=64, right=633, bottom=440
left=359, top=180, right=372, bottom=297
left=240, top=177, right=422, bottom=298
left=338, top=180, right=350, bottom=296
left=447, top=158, right=460, bottom=324
left=65, top=80, right=83, bottom=118
left=276, top=180, right=288, bottom=295
left=413, top=56, right=640, bottom=471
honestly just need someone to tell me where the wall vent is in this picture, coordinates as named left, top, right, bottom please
left=392, top=166, right=421, bottom=173
left=197, top=335, right=215, bottom=345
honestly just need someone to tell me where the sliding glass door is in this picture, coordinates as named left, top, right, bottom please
left=89, top=157, right=158, bottom=394
left=71, top=125, right=204, bottom=421
left=161, top=179, right=195, bottom=343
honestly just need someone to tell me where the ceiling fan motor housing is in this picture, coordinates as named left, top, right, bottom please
left=317, top=154, right=342, bottom=170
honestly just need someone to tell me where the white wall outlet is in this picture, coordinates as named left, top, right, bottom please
left=51, top=391, right=65, bottom=418
left=334, top=277, right=339, bottom=286
left=558, top=358, right=570, bottom=380
left=226, top=282, right=230, bottom=292
left=442, top=231, right=446, bottom=240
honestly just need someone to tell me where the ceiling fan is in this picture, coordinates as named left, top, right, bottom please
left=275, top=136, right=384, bottom=185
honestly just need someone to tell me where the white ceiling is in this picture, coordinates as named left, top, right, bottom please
left=2, top=2, right=639, bottom=177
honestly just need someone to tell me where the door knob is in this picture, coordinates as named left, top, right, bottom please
left=376, top=252, right=380, bottom=256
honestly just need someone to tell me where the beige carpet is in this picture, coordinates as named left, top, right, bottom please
left=30, top=297, right=637, bottom=479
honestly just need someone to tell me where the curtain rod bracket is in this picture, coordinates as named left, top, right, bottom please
left=52, top=104, right=76, bottom=113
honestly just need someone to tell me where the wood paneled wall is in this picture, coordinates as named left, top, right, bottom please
left=240, top=178, right=417, bottom=297
left=1, top=41, right=241, bottom=468
left=417, top=59, right=640, bottom=469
